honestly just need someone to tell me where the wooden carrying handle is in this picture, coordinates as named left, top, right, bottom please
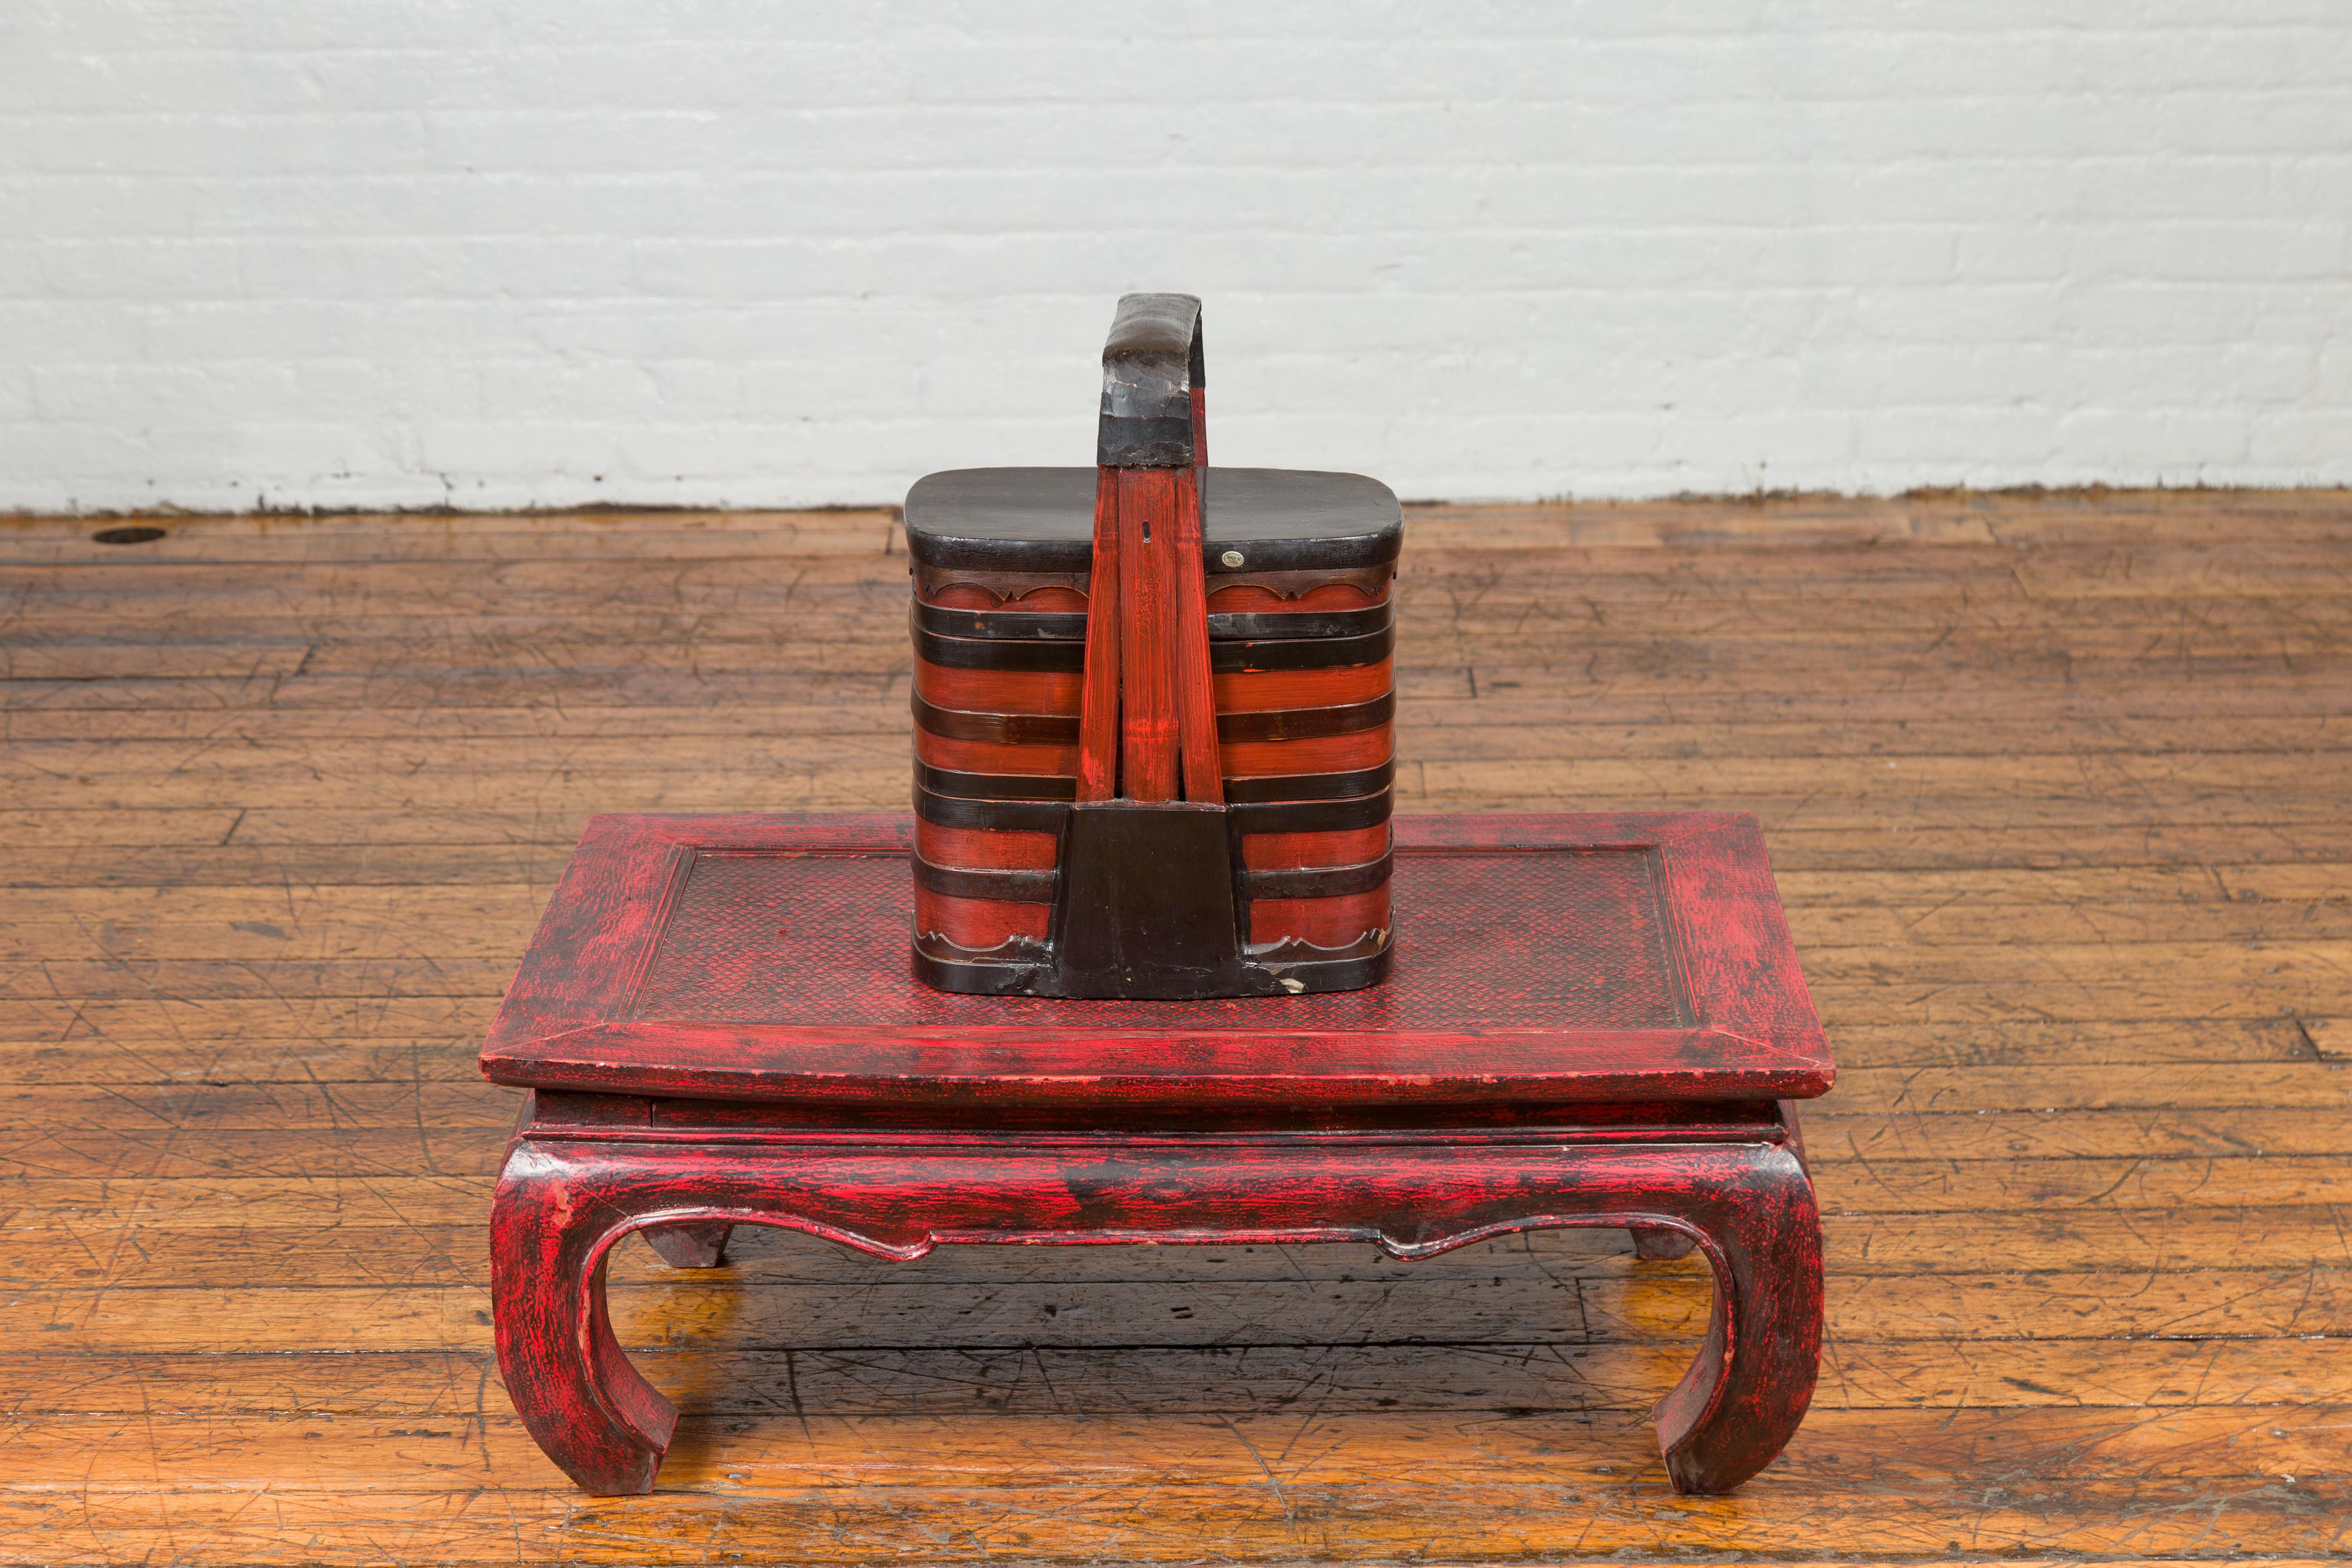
left=1096, top=293, right=1207, bottom=468
left=1078, top=294, right=1220, bottom=804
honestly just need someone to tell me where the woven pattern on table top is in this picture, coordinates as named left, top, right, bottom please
left=632, top=848, right=1685, bottom=1031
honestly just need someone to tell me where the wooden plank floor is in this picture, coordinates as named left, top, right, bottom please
left=2, top=490, right=2348, bottom=1565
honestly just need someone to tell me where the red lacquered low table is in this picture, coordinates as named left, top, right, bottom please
left=481, top=810, right=1833, bottom=1496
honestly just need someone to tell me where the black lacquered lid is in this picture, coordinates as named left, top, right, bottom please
left=903, top=466, right=1403, bottom=574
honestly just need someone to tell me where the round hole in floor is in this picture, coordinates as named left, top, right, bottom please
left=92, top=526, right=168, bottom=545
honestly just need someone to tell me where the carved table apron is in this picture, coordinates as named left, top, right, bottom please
left=481, top=811, right=1834, bottom=1496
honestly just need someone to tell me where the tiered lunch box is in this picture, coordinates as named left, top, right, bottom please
left=904, top=296, right=1400, bottom=998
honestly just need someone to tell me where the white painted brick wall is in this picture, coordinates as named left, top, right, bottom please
left=3, top=1, right=2348, bottom=511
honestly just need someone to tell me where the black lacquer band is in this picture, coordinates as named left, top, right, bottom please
left=912, top=697, right=1081, bottom=745
left=915, top=604, right=1088, bottom=642
left=914, top=763, right=1080, bottom=802
left=914, top=783, right=1391, bottom=837
left=915, top=628, right=1084, bottom=673
left=1210, top=605, right=1392, bottom=641
left=913, top=790, right=1071, bottom=833
left=1229, top=790, right=1392, bottom=835
left=1245, top=853, right=1393, bottom=899
left=914, top=943, right=1391, bottom=998
left=915, top=759, right=1392, bottom=807
left=915, top=618, right=1391, bottom=674
left=917, top=851, right=1392, bottom=912
left=915, top=600, right=1394, bottom=645
left=913, top=692, right=1395, bottom=747
left=1217, top=692, right=1393, bottom=743
left=1222, top=759, right=1395, bottom=802
left=913, top=857, right=1058, bottom=903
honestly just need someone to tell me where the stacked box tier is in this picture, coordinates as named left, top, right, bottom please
left=904, top=466, right=1401, bottom=971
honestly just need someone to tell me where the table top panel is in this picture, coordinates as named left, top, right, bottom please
left=636, top=844, right=1683, bottom=1031
left=481, top=812, right=1832, bottom=1110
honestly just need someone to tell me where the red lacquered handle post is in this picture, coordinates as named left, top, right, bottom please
left=1075, top=468, right=1122, bottom=802
left=1085, top=293, right=1218, bottom=803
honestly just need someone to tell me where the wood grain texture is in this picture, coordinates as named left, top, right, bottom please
left=3, top=488, right=2350, bottom=1562
left=1116, top=467, right=1182, bottom=801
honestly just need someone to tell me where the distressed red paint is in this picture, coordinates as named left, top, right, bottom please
left=483, top=810, right=1833, bottom=1497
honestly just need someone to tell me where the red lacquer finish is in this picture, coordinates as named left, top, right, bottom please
left=1075, top=466, right=1122, bottom=802
left=484, top=809, right=1832, bottom=1498
left=481, top=812, right=1830, bottom=1107
left=493, top=1112, right=1820, bottom=1497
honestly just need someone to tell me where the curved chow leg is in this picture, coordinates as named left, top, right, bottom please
left=490, top=1144, right=679, bottom=1494
left=1372, top=1139, right=1822, bottom=1492
left=1644, top=1143, right=1823, bottom=1494
left=485, top=1127, right=1819, bottom=1497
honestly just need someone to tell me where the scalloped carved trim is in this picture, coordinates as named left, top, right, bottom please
left=913, top=931, right=1053, bottom=965
left=918, top=576, right=1091, bottom=610
left=1248, top=928, right=1392, bottom=964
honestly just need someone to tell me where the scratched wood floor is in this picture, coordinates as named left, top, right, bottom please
left=1, top=491, right=2348, bottom=1565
